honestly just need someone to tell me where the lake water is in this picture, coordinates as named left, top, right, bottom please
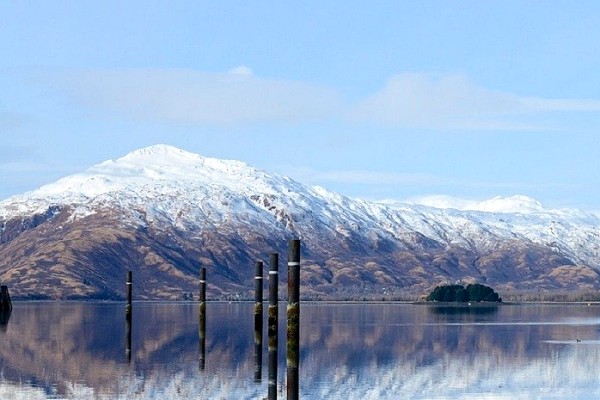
left=0, top=302, right=599, bottom=399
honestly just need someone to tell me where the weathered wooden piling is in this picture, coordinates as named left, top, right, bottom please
left=255, top=261, right=264, bottom=382
left=255, top=261, right=264, bottom=320
left=268, top=253, right=279, bottom=400
left=126, top=271, right=132, bottom=322
left=199, top=267, right=206, bottom=371
left=287, top=240, right=300, bottom=400
left=0, top=286, right=12, bottom=312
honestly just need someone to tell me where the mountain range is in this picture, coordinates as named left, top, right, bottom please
left=1, top=144, right=600, bottom=300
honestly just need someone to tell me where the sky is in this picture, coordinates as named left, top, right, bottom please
left=2, top=1, right=600, bottom=210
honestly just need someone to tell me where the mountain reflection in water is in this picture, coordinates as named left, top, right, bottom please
left=0, top=302, right=599, bottom=399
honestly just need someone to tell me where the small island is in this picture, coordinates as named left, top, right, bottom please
left=427, top=283, right=502, bottom=303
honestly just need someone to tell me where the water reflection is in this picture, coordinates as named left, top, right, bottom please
left=0, top=309, right=11, bottom=333
left=0, top=303, right=599, bottom=399
left=125, top=317, right=132, bottom=363
left=428, top=303, right=499, bottom=316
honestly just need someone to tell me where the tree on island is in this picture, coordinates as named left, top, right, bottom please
left=427, top=283, right=501, bottom=303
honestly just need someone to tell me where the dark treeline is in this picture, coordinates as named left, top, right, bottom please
left=427, top=283, right=502, bottom=303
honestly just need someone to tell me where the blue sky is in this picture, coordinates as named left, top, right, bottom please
left=2, top=1, right=600, bottom=210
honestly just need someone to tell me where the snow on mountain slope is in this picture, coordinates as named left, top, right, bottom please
left=0, top=144, right=301, bottom=225
left=2, top=144, right=600, bottom=270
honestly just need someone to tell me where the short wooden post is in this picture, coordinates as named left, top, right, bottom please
left=254, top=261, right=264, bottom=382
left=0, top=286, right=12, bottom=312
left=125, top=271, right=132, bottom=362
left=268, top=253, right=279, bottom=400
left=287, top=240, right=300, bottom=400
left=199, top=267, right=206, bottom=370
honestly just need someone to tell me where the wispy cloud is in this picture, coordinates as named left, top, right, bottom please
left=40, top=68, right=600, bottom=130
left=49, top=67, right=343, bottom=125
left=310, top=170, right=446, bottom=186
left=293, top=167, right=577, bottom=189
left=350, top=73, right=600, bottom=130
left=520, top=97, right=600, bottom=112
left=278, top=165, right=582, bottom=204
left=276, top=166, right=448, bottom=187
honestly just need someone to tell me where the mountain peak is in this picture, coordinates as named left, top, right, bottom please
left=118, top=144, right=202, bottom=163
left=127, top=143, right=188, bottom=155
left=0, top=145, right=278, bottom=207
left=472, top=195, right=544, bottom=214
left=115, top=144, right=254, bottom=173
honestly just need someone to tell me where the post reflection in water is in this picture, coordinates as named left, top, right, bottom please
left=199, top=267, right=207, bottom=371
left=0, top=309, right=11, bottom=333
left=254, top=261, right=264, bottom=383
left=254, top=324, right=263, bottom=383
left=1, top=303, right=600, bottom=399
left=268, top=253, right=279, bottom=400
left=286, top=240, right=301, bottom=400
left=125, top=314, right=132, bottom=363
left=125, top=271, right=133, bottom=363
left=199, top=313, right=206, bottom=372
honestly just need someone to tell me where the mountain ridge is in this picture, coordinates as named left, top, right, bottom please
left=1, top=145, right=600, bottom=300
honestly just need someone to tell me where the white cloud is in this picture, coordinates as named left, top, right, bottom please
left=278, top=166, right=448, bottom=187
left=41, top=68, right=600, bottom=130
left=350, top=73, right=600, bottom=129
left=227, top=65, right=253, bottom=76
left=520, top=97, right=600, bottom=112
left=280, top=165, right=582, bottom=191
left=313, top=170, right=445, bottom=186
left=350, top=73, right=520, bottom=128
left=50, top=67, right=343, bottom=125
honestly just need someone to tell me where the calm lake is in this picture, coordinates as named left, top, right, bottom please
left=0, top=302, right=599, bottom=399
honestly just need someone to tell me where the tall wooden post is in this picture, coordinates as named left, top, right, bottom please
left=268, top=253, right=279, bottom=400
left=125, top=271, right=132, bottom=362
left=287, top=240, right=300, bottom=400
left=254, top=261, right=264, bottom=382
left=199, top=267, right=206, bottom=371
left=126, top=271, right=132, bottom=319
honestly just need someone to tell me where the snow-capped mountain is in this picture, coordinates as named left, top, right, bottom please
left=1, top=144, right=599, bottom=300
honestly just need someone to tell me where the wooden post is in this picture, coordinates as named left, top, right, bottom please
left=268, top=253, right=279, bottom=400
left=287, top=240, right=300, bottom=400
left=254, top=261, right=264, bottom=382
left=199, top=267, right=206, bottom=371
left=126, top=271, right=132, bottom=321
left=125, top=271, right=132, bottom=362
left=0, top=286, right=12, bottom=312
